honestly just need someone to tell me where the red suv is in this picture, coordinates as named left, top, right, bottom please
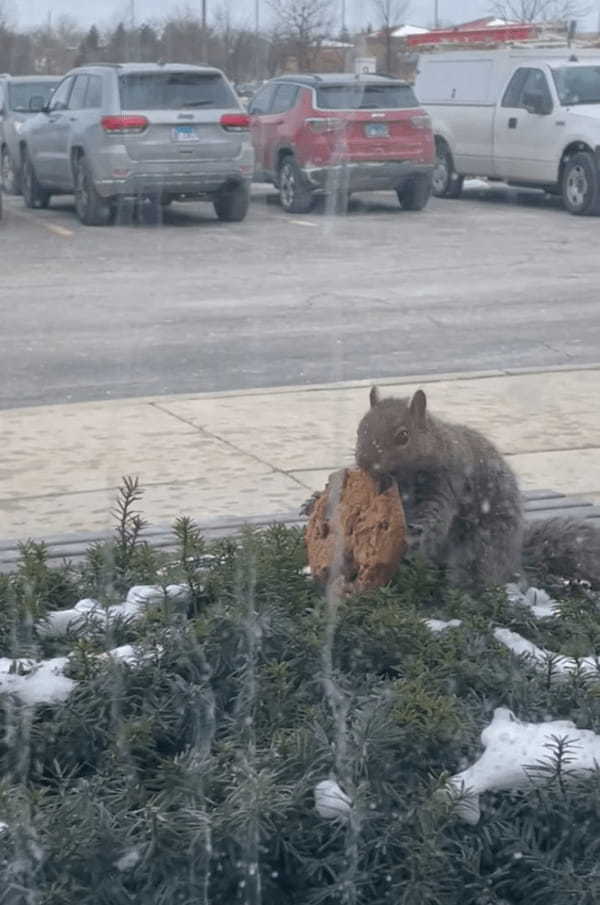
left=248, top=73, right=435, bottom=213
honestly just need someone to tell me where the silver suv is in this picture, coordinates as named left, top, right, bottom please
left=0, top=75, right=60, bottom=194
left=19, top=63, right=254, bottom=225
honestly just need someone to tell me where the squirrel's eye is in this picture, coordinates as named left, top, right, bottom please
left=396, top=428, right=409, bottom=446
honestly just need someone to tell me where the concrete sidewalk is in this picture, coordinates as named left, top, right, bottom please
left=2, top=364, right=600, bottom=544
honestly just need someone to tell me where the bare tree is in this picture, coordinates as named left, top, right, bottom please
left=371, top=0, right=410, bottom=74
left=213, top=2, right=257, bottom=82
left=30, top=16, right=83, bottom=74
left=268, top=0, right=334, bottom=72
left=489, top=0, right=589, bottom=22
left=162, top=11, right=211, bottom=64
left=265, top=23, right=291, bottom=75
left=138, top=23, right=160, bottom=62
left=105, top=22, right=129, bottom=62
left=0, top=0, right=15, bottom=29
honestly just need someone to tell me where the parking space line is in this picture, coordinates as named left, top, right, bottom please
left=8, top=206, right=75, bottom=237
left=289, top=219, right=317, bottom=227
left=42, top=222, right=74, bottom=238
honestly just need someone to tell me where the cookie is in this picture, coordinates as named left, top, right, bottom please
left=305, top=468, right=407, bottom=592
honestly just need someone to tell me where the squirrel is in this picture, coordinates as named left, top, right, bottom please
left=347, top=385, right=600, bottom=590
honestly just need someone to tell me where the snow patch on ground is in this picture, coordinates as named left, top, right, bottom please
left=495, top=627, right=600, bottom=679
left=446, top=707, right=600, bottom=824
left=37, top=584, right=190, bottom=638
left=424, top=618, right=462, bottom=634
left=0, top=656, right=75, bottom=705
left=0, top=584, right=177, bottom=705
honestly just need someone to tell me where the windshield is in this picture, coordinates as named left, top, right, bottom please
left=7, top=81, right=58, bottom=112
left=119, top=72, right=237, bottom=110
left=552, top=65, right=600, bottom=105
left=316, top=82, right=419, bottom=109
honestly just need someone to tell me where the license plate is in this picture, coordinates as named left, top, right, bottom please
left=365, top=123, right=389, bottom=138
left=172, top=125, right=199, bottom=142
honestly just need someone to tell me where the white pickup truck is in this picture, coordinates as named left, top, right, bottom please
left=415, top=47, right=600, bottom=215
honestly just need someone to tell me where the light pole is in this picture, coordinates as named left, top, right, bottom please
left=434, top=0, right=440, bottom=28
left=129, top=0, right=136, bottom=60
left=201, top=0, right=208, bottom=62
left=254, top=0, right=260, bottom=82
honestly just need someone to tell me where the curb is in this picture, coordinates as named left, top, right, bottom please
left=2, top=491, right=600, bottom=573
left=0, top=510, right=305, bottom=571
left=4, top=363, right=600, bottom=416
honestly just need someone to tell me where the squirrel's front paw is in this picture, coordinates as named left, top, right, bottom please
left=407, top=523, right=425, bottom=552
left=300, top=491, right=322, bottom=517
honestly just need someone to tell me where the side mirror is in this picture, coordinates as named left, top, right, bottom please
left=28, top=95, right=45, bottom=113
left=523, top=91, right=551, bottom=115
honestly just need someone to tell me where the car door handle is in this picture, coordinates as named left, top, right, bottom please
left=508, top=117, right=517, bottom=129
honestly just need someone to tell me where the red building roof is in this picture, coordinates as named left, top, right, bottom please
left=406, top=22, right=538, bottom=46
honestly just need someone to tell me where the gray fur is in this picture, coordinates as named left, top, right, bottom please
left=355, top=386, right=600, bottom=590
left=523, top=517, right=600, bottom=587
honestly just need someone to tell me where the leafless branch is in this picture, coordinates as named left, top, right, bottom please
left=490, top=0, right=590, bottom=22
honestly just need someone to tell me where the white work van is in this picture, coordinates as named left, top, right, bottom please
left=415, top=47, right=600, bottom=214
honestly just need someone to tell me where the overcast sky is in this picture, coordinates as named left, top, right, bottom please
left=12, top=0, right=490, bottom=32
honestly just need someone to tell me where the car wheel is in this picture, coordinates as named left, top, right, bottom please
left=1, top=146, right=20, bottom=194
left=74, top=155, right=112, bottom=226
left=398, top=174, right=433, bottom=211
left=562, top=152, right=600, bottom=216
left=432, top=142, right=463, bottom=199
left=214, top=181, right=250, bottom=222
left=278, top=157, right=315, bottom=214
left=21, top=150, right=50, bottom=210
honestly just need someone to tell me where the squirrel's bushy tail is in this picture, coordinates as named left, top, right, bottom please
left=523, top=517, right=600, bottom=588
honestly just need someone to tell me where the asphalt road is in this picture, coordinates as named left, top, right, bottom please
left=2, top=182, right=599, bottom=410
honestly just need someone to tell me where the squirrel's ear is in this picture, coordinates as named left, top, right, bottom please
left=409, top=390, right=427, bottom=426
left=369, top=386, right=381, bottom=408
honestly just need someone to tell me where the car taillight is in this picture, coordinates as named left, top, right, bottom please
left=220, top=113, right=250, bottom=132
left=306, top=117, right=346, bottom=134
left=409, top=113, right=431, bottom=130
left=101, top=115, right=148, bottom=134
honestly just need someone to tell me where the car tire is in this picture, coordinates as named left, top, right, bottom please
left=73, top=155, right=112, bottom=226
left=432, top=142, right=463, bottom=199
left=1, top=146, right=20, bottom=194
left=278, top=157, right=315, bottom=214
left=21, top=150, right=50, bottom=210
left=398, top=174, right=432, bottom=211
left=214, top=181, right=250, bottom=222
left=561, top=152, right=600, bottom=216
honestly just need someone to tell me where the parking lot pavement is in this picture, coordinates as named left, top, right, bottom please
left=2, top=181, right=600, bottom=410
